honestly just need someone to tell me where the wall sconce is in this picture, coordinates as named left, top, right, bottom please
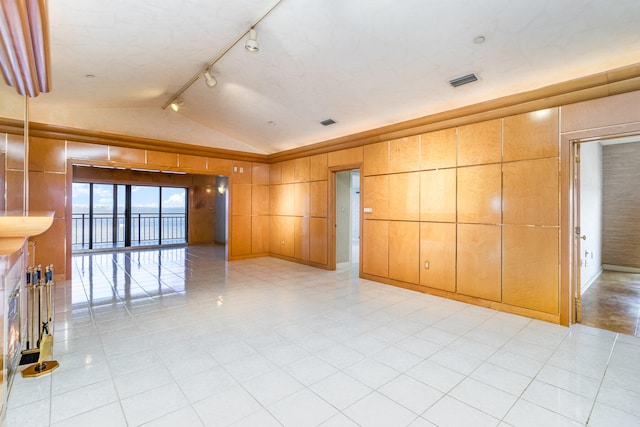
left=217, top=184, right=226, bottom=195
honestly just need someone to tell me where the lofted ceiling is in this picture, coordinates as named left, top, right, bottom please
left=21, top=0, right=640, bottom=154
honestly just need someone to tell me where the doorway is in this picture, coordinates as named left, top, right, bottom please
left=334, top=169, right=361, bottom=269
left=573, top=136, right=640, bottom=336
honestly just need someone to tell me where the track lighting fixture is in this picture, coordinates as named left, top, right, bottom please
left=170, top=99, right=183, bottom=112
left=245, top=28, right=259, bottom=53
left=162, top=0, right=284, bottom=110
left=203, top=69, right=217, bottom=87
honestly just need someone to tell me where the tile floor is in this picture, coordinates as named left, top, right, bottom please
left=6, top=245, right=640, bottom=426
left=581, top=270, right=640, bottom=337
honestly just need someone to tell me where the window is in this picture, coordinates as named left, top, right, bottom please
left=72, top=183, right=187, bottom=251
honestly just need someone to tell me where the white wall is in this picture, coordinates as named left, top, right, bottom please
left=579, top=142, right=603, bottom=293
left=336, top=171, right=351, bottom=263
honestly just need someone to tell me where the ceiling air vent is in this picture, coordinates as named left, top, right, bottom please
left=320, top=118, right=336, bottom=126
left=449, top=73, right=478, bottom=87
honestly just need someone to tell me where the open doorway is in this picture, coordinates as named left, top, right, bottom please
left=574, top=136, right=640, bottom=336
left=335, top=169, right=360, bottom=269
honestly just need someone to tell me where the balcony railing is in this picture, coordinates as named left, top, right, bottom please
left=72, top=213, right=186, bottom=250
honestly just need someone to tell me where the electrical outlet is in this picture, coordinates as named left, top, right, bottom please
left=240, top=167, right=244, bottom=173
left=363, top=207, right=373, bottom=213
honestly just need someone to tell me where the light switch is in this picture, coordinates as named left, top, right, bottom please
left=233, top=166, right=238, bottom=172
left=424, top=261, right=430, bottom=269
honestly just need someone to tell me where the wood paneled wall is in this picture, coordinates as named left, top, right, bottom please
left=602, top=142, right=640, bottom=268
left=267, top=154, right=330, bottom=266
left=228, top=161, right=272, bottom=259
left=360, top=108, right=561, bottom=321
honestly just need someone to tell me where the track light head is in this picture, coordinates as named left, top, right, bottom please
left=170, top=98, right=183, bottom=112
left=245, top=28, right=259, bottom=53
left=203, top=69, right=217, bottom=87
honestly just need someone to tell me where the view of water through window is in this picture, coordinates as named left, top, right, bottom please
left=72, top=183, right=187, bottom=250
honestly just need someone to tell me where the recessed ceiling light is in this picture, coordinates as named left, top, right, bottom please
left=85, top=74, right=95, bottom=78
left=268, top=121, right=276, bottom=126
left=473, top=35, right=486, bottom=44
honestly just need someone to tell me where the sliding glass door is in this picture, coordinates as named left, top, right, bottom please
left=72, top=183, right=187, bottom=251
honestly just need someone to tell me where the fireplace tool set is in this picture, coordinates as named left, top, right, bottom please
left=19, top=264, right=59, bottom=377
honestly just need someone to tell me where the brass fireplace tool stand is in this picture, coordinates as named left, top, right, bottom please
left=20, top=263, right=59, bottom=377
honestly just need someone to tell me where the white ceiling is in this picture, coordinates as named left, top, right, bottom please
left=22, top=0, right=640, bottom=154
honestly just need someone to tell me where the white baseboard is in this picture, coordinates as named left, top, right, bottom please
left=581, top=267, right=603, bottom=295
left=603, top=264, right=640, bottom=273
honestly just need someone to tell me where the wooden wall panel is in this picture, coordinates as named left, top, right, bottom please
left=389, top=221, right=419, bottom=284
left=389, top=136, right=420, bottom=173
left=270, top=162, right=282, bottom=184
left=561, top=90, right=640, bottom=133
left=309, top=217, right=328, bottom=264
left=328, top=147, right=363, bottom=167
left=251, top=216, right=270, bottom=254
left=110, top=146, right=145, bottom=164
left=29, top=172, right=65, bottom=217
left=281, top=216, right=295, bottom=257
left=602, top=142, right=640, bottom=268
left=231, top=216, right=252, bottom=256
left=309, top=153, right=328, bottom=181
left=231, top=161, right=252, bottom=184
left=270, top=185, right=282, bottom=216
left=208, top=158, right=233, bottom=175
left=66, top=141, right=109, bottom=161
left=363, top=174, right=389, bottom=220
left=231, top=184, right=251, bottom=216
left=420, top=168, right=456, bottom=222
left=281, top=160, right=295, bottom=184
left=280, top=184, right=295, bottom=215
left=309, top=180, right=328, bottom=217
left=294, top=182, right=310, bottom=217
left=252, top=163, right=270, bottom=185
left=503, top=158, right=559, bottom=226
left=503, top=225, right=559, bottom=314
left=29, top=137, right=66, bottom=172
left=29, top=218, right=65, bottom=272
left=189, top=181, right=216, bottom=244
left=6, top=170, right=24, bottom=210
left=362, top=220, right=389, bottom=278
left=7, top=133, right=24, bottom=170
left=389, top=172, right=420, bottom=221
left=457, top=119, right=502, bottom=166
left=252, top=185, right=270, bottom=216
left=457, top=164, right=502, bottom=224
left=178, top=154, right=206, bottom=171
left=294, top=216, right=310, bottom=261
left=147, top=151, right=178, bottom=168
left=270, top=216, right=281, bottom=255
left=420, top=222, right=456, bottom=292
left=457, top=223, right=502, bottom=301
left=363, top=141, right=389, bottom=176
left=503, top=108, right=559, bottom=161
left=294, top=157, right=310, bottom=183
left=420, top=128, right=457, bottom=170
